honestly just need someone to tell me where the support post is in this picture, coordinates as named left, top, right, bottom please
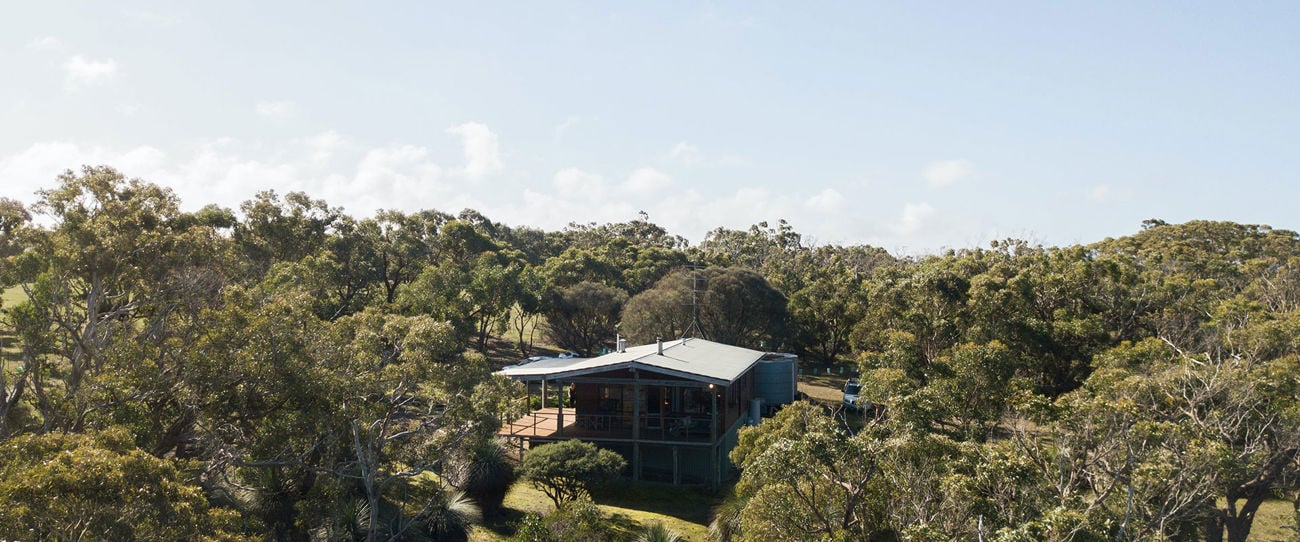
left=632, top=369, right=641, bottom=481
left=710, top=386, right=718, bottom=440
left=672, top=446, right=680, bottom=485
left=711, top=389, right=720, bottom=490
left=556, top=380, right=564, bottom=437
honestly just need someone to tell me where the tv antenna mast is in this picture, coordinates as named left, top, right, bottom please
left=682, top=262, right=705, bottom=339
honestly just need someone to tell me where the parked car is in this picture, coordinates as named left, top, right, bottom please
left=842, top=379, right=866, bottom=412
left=556, top=351, right=580, bottom=359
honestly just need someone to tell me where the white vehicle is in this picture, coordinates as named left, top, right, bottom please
left=556, top=351, right=580, bottom=359
left=842, top=379, right=865, bottom=412
left=502, top=356, right=550, bottom=370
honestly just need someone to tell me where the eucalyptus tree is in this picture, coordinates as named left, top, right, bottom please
left=323, top=309, right=505, bottom=542
left=543, top=280, right=626, bottom=356
left=1009, top=333, right=1300, bottom=542
left=0, top=428, right=250, bottom=541
left=233, top=190, right=342, bottom=279
left=619, top=272, right=693, bottom=344
left=6, top=167, right=234, bottom=434
left=0, top=197, right=35, bottom=437
left=621, top=267, right=790, bottom=349
left=787, top=251, right=870, bottom=361
left=506, top=265, right=546, bottom=356
left=366, top=209, right=450, bottom=304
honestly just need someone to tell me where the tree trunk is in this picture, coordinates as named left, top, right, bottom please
left=352, top=421, right=381, bottom=542
left=1203, top=513, right=1224, bottom=542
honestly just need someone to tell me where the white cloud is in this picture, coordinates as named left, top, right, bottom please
left=174, top=140, right=303, bottom=205
left=554, top=167, right=605, bottom=199
left=116, top=104, right=141, bottom=117
left=804, top=188, right=844, bottom=211
left=0, top=132, right=976, bottom=254
left=63, top=55, right=118, bottom=90
left=0, top=142, right=94, bottom=201
left=117, top=146, right=168, bottom=171
left=893, top=202, right=936, bottom=235
left=352, top=145, right=444, bottom=208
left=0, top=142, right=172, bottom=206
left=0, top=136, right=452, bottom=220
left=553, top=116, right=581, bottom=142
left=255, top=100, right=296, bottom=120
left=668, top=141, right=703, bottom=165
left=923, top=159, right=972, bottom=188
left=302, top=130, right=348, bottom=164
left=498, top=189, right=639, bottom=231
left=26, top=36, right=63, bottom=51
left=622, top=167, right=673, bottom=195
left=446, top=122, right=502, bottom=179
left=1088, top=184, right=1112, bottom=202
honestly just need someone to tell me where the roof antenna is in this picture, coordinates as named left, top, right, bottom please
left=682, top=262, right=705, bottom=340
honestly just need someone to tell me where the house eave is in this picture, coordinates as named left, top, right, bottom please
left=503, top=360, right=742, bottom=387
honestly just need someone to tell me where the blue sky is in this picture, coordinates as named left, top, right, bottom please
left=2, top=2, right=1298, bottom=253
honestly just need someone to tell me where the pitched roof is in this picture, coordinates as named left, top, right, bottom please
left=497, top=338, right=770, bottom=385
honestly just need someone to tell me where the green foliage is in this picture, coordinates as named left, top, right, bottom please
left=728, top=401, right=985, bottom=541
left=448, top=438, right=518, bottom=518
left=636, top=521, right=685, bottom=542
left=234, top=189, right=342, bottom=275
left=622, top=267, right=791, bottom=349
left=520, top=439, right=627, bottom=507
left=787, top=254, right=868, bottom=361
left=6, top=166, right=1300, bottom=541
left=0, top=428, right=249, bottom=541
left=509, top=497, right=613, bottom=542
left=543, top=280, right=627, bottom=356
left=1026, top=339, right=1300, bottom=541
left=619, top=270, right=695, bottom=343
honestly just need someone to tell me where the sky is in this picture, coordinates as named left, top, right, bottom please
left=2, top=2, right=1298, bottom=254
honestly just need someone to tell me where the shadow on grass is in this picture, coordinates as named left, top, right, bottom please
left=477, top=507, right=528, bottom=539
left=589, top=482, right=724, bottom=525
left=603, top=512, right=647, bottom=540
left=477, top=508, right=657, bottom=541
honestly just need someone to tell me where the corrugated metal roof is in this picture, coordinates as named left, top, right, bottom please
left=497, top=338, right=769, bottom=385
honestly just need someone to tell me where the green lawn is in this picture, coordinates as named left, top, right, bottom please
left=470, top=480, right=717, bottom=541
left=1230, top=498, right=1297, bottom=541
left=1, top=286, right=27, bottom=365
left=0, top=285, right=24, bottom=307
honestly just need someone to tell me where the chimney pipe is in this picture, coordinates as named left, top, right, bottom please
left=657, top=336, right=663, bottom=355
left=616, top=334, right=626, bottom=353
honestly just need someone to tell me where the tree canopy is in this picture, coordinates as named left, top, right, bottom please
left=1, top=166, right=1298, bottom=540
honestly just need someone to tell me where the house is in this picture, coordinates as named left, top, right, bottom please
left=497, top=337, right=797, bottom=487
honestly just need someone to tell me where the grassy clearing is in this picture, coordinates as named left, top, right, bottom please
left=1226, top=498, right=1296, bottom=541
left=469, top=480, right=717, bottom=541
left=1, top=286, right=26, bottom=366
left=799, top=373, right=851, bottom=404
left=0, top=285, right=24, bottom=307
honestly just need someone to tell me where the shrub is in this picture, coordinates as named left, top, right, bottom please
left=519, top=439, right=626, bottom=506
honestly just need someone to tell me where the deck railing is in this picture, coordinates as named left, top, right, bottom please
left=503, top=408, right=716, bottom=442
